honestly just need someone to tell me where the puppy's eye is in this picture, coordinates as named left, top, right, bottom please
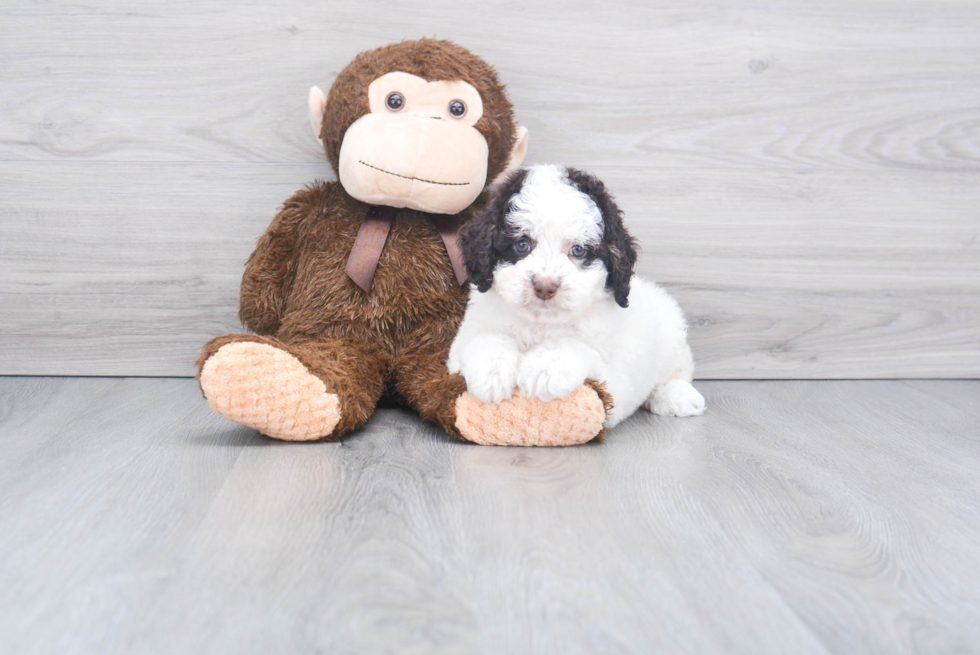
left=515, top=238, right=532, bottom=253
left=569, top=245, right=586, bottom=258
left=385, top=92, right=404, bottom=112
left=448, top=100, right=466, bottom=118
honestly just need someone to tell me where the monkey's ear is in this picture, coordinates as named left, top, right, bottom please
left=492, top=126, right=529, bottom=184
left=459, top=212, right=498, bottom=293
left=308, top=86, right=327, bottom=146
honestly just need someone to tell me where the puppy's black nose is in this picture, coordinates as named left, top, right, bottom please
left=533, top=277, right=559, bottom=300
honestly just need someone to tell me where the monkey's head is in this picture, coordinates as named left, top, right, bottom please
left=308, top=39, right=528, bottom=215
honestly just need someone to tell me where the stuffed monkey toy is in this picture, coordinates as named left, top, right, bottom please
left=196, top=39, right=610, bottom=446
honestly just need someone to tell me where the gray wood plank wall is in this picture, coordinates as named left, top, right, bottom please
left=1, top=0, right=978, bottom=377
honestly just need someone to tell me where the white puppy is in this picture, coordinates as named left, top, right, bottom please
left=447, top=164, right=705, bottom=427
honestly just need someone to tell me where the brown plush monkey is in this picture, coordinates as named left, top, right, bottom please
left=196, top=39, right=609, bottom=445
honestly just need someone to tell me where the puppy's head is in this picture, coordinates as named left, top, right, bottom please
left=460, top=164, right=638, bottom=320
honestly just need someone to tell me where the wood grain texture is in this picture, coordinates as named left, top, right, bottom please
left=0, top=0, right=978, bottom=377
left=1, top=377, right=978, bottom=654
left=1, top=0, right=978, bottom=170
left=2, top=162, right=977, bottom=377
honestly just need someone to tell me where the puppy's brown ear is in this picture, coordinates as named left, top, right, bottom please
left=460, top=168, right=530, bottom=293
left=564, top=168, right=638, bottom=308
left=459, top=215, right=497, bottom=293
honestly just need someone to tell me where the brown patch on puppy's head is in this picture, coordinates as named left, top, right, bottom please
left=458, top=167, right=530, bottom=293
left=564, top=168, right=638, bottom=307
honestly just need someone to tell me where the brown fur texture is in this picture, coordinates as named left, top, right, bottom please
left=198, top=180, right=478, bottom=440
left=584, top=378, right=615, bottom=443
left=196, top=39, right=607, bottom=444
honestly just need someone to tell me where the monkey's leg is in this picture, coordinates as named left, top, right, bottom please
left=196, top=333, right=387, bottom=441
left=389, top=324, right=469, bottom=438
left=393, top=325, right=611, bottom=446
left=452, top=381, right=612, bottom=446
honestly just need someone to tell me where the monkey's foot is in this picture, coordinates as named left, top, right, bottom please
left=454, top=382, right=609, bottom=447
left=199, top=341, right=341, bottom=441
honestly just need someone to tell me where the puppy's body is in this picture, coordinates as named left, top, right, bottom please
left=450, top=275, right=701, bottom=426
left=448, top=164, right=705, bottom=428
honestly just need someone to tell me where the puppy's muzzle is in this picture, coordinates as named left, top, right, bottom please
left=532, top=276, right=560, bottom=301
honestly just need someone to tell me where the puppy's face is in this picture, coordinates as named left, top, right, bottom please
left=461, top=165, right=638, bottom=322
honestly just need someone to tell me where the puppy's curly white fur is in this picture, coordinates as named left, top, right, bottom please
left=448, top=164, right=705, bottom=427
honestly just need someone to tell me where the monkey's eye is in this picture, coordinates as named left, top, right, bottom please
left=448, top=100, right=466, bottom=118
left=515, top=237, right=532, bottom=253
left=385, top=92, right=404, bottom=112
left=569, top=245, right=586, bottom=258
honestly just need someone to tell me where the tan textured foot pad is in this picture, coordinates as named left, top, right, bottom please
left=455, top=386, right=606, bottom=447
left=199, top=342, right=341, bottom=441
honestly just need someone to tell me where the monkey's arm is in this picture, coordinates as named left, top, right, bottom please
left=238, top=194, right=311, bottom=335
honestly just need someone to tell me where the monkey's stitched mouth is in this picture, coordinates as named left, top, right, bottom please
left=359, top=161, right=470, bottom=187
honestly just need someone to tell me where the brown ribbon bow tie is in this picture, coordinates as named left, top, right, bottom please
left=344, top=205, right=468, bottom=293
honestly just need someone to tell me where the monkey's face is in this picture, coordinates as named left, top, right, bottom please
left=339, top=72, right=491, bottom=215
left=312, top=40, right=528, bottom=214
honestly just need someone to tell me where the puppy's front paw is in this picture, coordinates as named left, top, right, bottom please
left=517, top=348, right=589, bottom=401
left=460, top=349, right=519, bottom=404
left=648, top=380, right=706, bottom=417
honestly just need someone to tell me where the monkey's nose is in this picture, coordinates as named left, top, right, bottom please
left=408, top=105, right=445, bottom=120
left=532, top=277, right=559, bottom=301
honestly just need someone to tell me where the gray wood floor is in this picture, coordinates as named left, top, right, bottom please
left=1, top=377, right=978, bottom=654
